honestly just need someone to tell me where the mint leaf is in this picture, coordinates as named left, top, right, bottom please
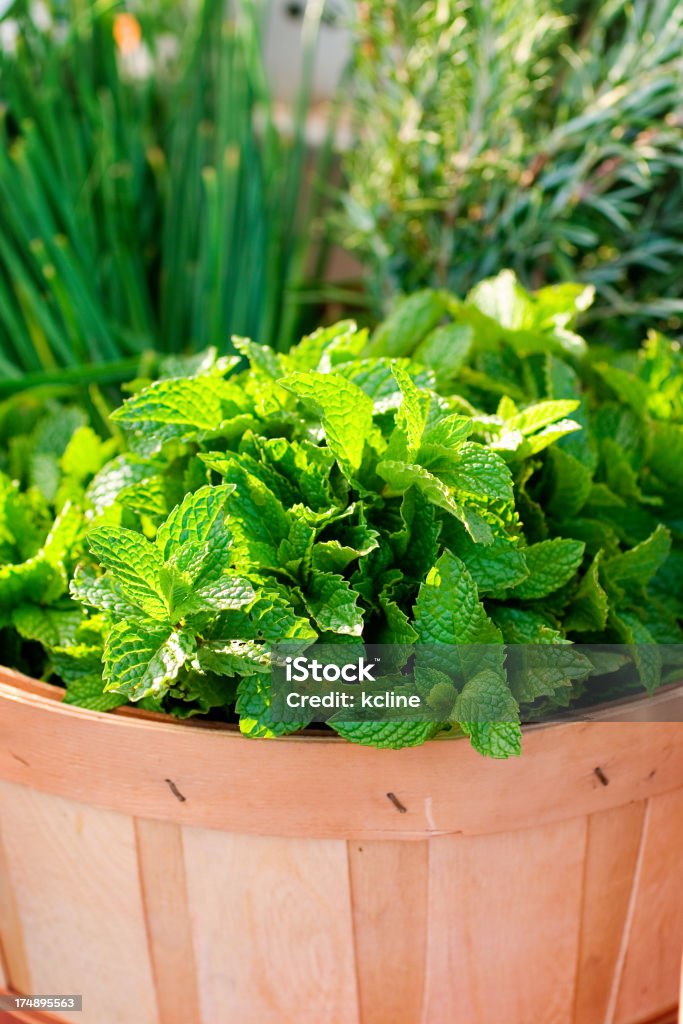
left=565, top=555, right=609, bottom=633
left=305, top=572, right=363, bottom=636
left=444, top=526, right=529, bottom=595
left=200, top=457, right=290, bottom=569
left=330, top=720, right=440, bottom=748
left=237, top=674, right=308, bottom=738
left=88, top=527, right=167, bottom=619
left=70, top=565, right=141, bottom=618
left=366, top=290, right=448, bottom=358
left=63, top=675, right=127, bottom=712
left=413, top=551, right=502, bottom=645
left=112, top=375, right=234, bottom=431
left=392, top=363, right=431, bottom=453
left=12, top=605, right=82, bottom=647
left=377, top=460, right=493, bottom=543
left=511, top=538, right=585, bottom=600
left=452, top=669, right=521, bottom=758
left=603, top=525, right=671, bottom=590
left=103, top=621, right=196, bottom=701
left=281, top=371, right=374, bottom=476
left=156, top=484, right=234, bottom=583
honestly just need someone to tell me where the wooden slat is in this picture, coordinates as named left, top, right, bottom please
left=423, top=817, right=587, bottom=1024
left=614, top=789, right=683, bottom=1024
left=0, top=994, right=66, bottom=1024
left=135, top=818, right=201, bottom=1024
left=182, top=828, right=359, bottom=1024
left=347, top=839, right=429, bottom=1024
left=0, top=781, right=158, bottom=1024
left=573, top=802, right=647, bottom=1024
left=0, top=817, right=31, bottom=995
left=2, top=673, right=683, bottom=839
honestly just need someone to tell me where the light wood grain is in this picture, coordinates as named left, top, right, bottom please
left=0, top=781, right=158, bottom=1024
left=0, top=813, right=31, bottom=995
left=2, top=671, right=683, bottom=839
left=0, top=994, right=65, bottom=1024
left=573, top=802, right=647, bottom=1024
left=1, top=669, right=683, bottom=1024
left=423, top=818, right=587, bottom=1024
left=135, top=818, right=200, bottom=1024
left=182, top=828, right=359, bottom=1024
left=348, top=839, right=428, bottom=1024
left=614, top=789, right=683, bottom=1024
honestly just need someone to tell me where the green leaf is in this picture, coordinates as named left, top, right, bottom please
left=466, top=271, right=533, bottom=332
left=603, top=526, right=671, bottom=590
left=87, top=454, right=161, bottom=513
left=30, top=502, right=81, bottom=568
left=491, top=606, right=564, bottom=644
left=63, top=675, right=127, bottom=712
left=392, top=363, right=431, bottom=453
left=197, top=638, right=270, bottom=678
left=305, top=573, right=364, bottom=636
left=60, top=426, right=117, bottom=482
left=281, top=371, right=374, bottom=476
left=236, top=674, right=308, bottom=738
left=103, top=621, right=196, bottom=701
left=12, top=605, right=82, bottom=647
left=112, top=376, right=235, bottom=431
left=511, top=539, right=585, bottom=600
left=439, top=443, right=514, bottom=505
left=70, top=565, right=141, bottom=618
left=366, top=290, right=448, bottom=358
left=249, top=587, right=317, bottom=643
left=504, top=400, right=580, bottom=436
left=377, top=460, right=493, bottom=543
left=156, top=484, right=234, bottom=583
left=413, top=552, right=502, bottom=645
left=88, top=527, right=167, bottom=619
left=0, top=558, right=66, bottom=608
left=546, top=448, right=593, bottom=519
left=444, top=526, right=529, bottom=596
left=565, top=555, right=609, bottom=633
left=312, top=524, right=379, bottom=573
left=184, top=574, right=255, bottom=613
left=50, top=642, right=105, bottom=684
left=413, top=322, right=474, bottom=380
left=452, top=669, right=521, bottom=758
left=650, top=423, right=683, bottom=488
left=200, top=457, right=290, bottom=569
left=330, top=720, right=440, bottom=748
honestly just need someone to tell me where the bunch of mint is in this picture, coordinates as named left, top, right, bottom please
left=0, top=275, right=680, bottom=756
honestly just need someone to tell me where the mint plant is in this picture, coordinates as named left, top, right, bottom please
left=0, top=277, right=681, bottom=755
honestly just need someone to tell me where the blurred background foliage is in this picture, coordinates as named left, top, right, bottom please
left=337, top=0, right=683, bottom=345
left=0, top=0, right=329, bottom=391
left=2, top=0, right=683, bottom=391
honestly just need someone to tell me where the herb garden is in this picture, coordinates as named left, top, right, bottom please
left=0, top=2, right=682, bottom=1024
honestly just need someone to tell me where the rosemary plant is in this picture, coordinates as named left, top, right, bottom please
left=336, top=0, right=683, bottom=344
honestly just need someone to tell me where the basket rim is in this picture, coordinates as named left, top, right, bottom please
left=1, top=664, right=682, bottom=840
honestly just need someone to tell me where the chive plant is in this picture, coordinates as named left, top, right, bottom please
left=0, top=0, right=327, bottom=389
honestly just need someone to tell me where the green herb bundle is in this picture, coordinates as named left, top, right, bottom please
left=0, top=275, right=681, bottom=755
left=336, top=0, right=683, bottom=344
left=0, top=0, right=325, bottom=387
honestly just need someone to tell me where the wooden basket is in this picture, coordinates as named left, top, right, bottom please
left=0, top=665, right=682, bottom=1024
